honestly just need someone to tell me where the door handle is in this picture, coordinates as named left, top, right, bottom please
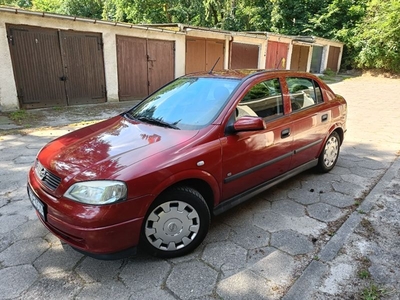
left=321, top=114, right=328, bottom=122
left=59, top=76, right=68, bottom=81
left=281, top=128, right=291, bottom=138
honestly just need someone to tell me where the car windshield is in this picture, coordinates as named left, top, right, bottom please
left=126, top=77, right=240, bottom=130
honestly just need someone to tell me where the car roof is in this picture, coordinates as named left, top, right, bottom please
left=183, top=69, right=313, bottom=80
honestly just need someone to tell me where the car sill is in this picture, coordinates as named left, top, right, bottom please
left=214, top=159, right=318, bottom=216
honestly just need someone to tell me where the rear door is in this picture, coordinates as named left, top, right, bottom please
left=221, top=76, right=293, bottom=200
left=286, top=76, right=331, bottom=169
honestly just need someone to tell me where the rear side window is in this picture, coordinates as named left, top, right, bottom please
left=287, top=77, right=323, bottom=112
left=237, top=78, right=283, bottom=120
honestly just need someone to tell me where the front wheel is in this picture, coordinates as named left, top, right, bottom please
left=317, top=131, right=341, bottom=173
left=141, top=186, right=210, bottom=258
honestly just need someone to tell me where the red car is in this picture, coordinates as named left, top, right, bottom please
left=28, top=70, right=347, bottom=259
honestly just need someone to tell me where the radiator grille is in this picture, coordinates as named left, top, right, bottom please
left=34, top=160, right=61, bottom=191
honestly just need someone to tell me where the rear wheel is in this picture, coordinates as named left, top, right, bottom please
left=318, top=131, right=340, bottom=172
left=141, top=186, right=210, bottom=258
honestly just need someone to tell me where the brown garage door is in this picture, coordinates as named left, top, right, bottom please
left=186, top=38, right=206, bottom=74
left=7, top=25, right=67, bottom=108
left=327, top=46, right=341, bottom=72
left=61, top=31, right=106, bottom=105
left=291, top=44, right=310, bottom=71
left=148, top=39, right=175, bottom=94
left=186, top=38, right=224, bottom=74
left=117, top=36, right=175, bottom=100
left=230, top=43, right=259, bottom=69
left=6, top=24, right=106, bottom=109
left=266, top=41, right=289, bottom=69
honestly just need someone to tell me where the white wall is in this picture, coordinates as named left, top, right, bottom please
left=0, top=19, right=18, bottom=111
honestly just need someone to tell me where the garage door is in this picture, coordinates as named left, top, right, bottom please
left=6, top=24, right=106, bottom=109
left=327, top=46, right=341, bottom=72
left=230, top=43, right=259, bottom=69
left=310, top=46, right=324, bottom=73
left=186, top=38, right=224, bottom=74
left=290, top=44, right=310, bottom=71
left=117, top=36, right=175, bottom=100
left=266, top=41, right=289, bottom=69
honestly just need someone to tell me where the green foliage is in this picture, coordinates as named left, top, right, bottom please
left=270, top=0, right=326, bottom=35
left=358, top=269, right=370, bottom=279
left=0, top=0, right=32, bottom=7
left=60, top=0, right=103, bottom=18
left=8, top=109, right=28, bottom=124
left=31, top=0, right=61, bottom=12
left=355, top=0, right=400, bottom=73
left=222, top=0, right=273, bottom=31
left=361, top=283, right=388, bottom=300
left=307, top=0, right=367, bottom=70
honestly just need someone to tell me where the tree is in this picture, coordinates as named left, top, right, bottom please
left=60, top=0, right=103, bottom=19
left=222, top=0, right=273, bottom=31
left=102, top=0, right=206, bottom=25
left=32, top=0, right=62, bottom=13
left=355, top=0, right=400, bottom=72
left=307, top=0, right=367, bottom=69
left=269, top=0, right=327, bottom=35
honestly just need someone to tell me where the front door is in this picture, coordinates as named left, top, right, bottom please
left=221, top=77, right=293, bottom=200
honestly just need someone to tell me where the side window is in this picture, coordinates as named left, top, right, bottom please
left=287, top=77, right=324, bottom=112
left=237, top=78, right=283, bottom=120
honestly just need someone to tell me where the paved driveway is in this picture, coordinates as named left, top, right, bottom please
left=0, top=76, right=399, bottom=299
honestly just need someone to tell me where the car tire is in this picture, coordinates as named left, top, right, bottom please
left=317, top=131, right=341, bottom=173
left=141, top=186, right=210, bottom=258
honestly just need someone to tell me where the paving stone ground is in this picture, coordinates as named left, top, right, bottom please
left=0, top=75, right=399, bottom=299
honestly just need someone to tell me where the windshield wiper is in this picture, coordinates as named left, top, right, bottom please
left=136, top=116, right=180, bottom=130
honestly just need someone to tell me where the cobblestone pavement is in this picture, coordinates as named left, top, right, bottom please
left=0, top=75, right=399, bottom=299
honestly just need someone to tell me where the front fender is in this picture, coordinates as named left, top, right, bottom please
left=146, top=169, right=221, bottom=210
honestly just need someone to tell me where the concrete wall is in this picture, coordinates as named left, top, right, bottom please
left=0, top=17, right=18, bottom=111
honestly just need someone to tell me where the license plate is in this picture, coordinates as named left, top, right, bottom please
left=28, top=186, right=46, bottom=221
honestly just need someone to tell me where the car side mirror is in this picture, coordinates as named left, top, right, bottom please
left=233, top=116, right=266, bottom=132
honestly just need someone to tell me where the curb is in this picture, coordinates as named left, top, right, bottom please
left=283, top=155, right=400, bottom=300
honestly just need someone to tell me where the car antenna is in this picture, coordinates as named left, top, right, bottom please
left=209, top=57, right=220, bottom=74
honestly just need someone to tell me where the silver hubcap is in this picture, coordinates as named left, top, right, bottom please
left=323, top=136, right=339, bottom=167
left=145, top=201, right=200, bottom=251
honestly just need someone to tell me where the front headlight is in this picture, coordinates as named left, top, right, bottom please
left=64, top=181, right=127, bottom=205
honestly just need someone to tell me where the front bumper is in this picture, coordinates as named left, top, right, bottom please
left=28, top=168, right=148, bottom=259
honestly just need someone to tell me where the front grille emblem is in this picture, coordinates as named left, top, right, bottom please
left=34, top=160, right=61, bottom=191
left=38, top=167, right=47, bottom=180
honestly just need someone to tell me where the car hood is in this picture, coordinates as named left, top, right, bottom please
left=38, top=115, right=199, bottom=183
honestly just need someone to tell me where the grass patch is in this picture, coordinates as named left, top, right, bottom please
left=358, top=269, right=370, bottom=279
left=8, top=110, right=28, bottom=124
left=361, top=283, right=388, bottom=300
